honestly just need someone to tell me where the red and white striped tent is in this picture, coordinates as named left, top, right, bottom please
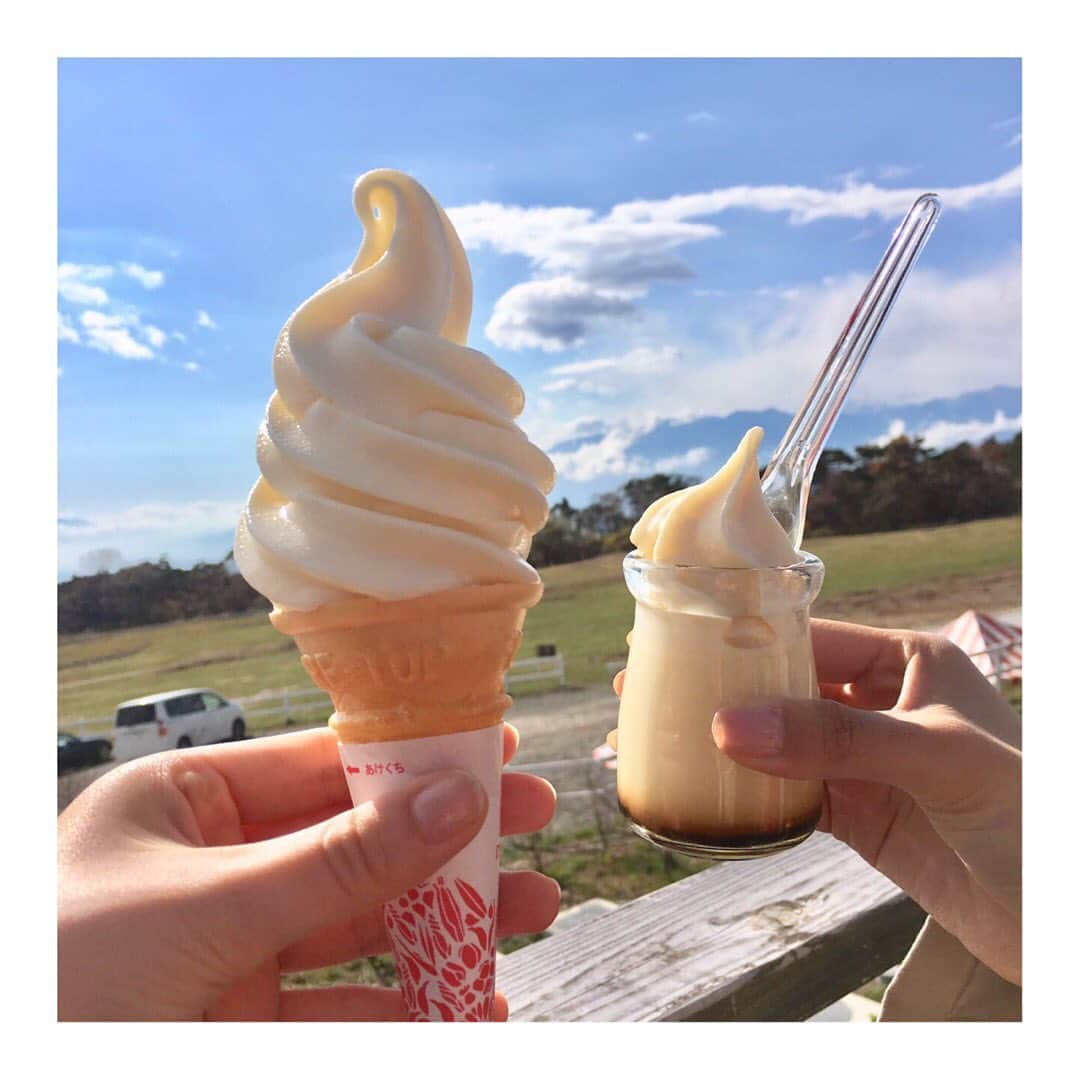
left=941, top=610, right=1022, bottom=684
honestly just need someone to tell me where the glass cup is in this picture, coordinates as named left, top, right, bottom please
left=615, top=551, right=825, bottom=860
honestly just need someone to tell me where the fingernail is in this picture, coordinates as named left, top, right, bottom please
left=713, top=706, right=785, bottom=756
left=410, top=771, right=486, bottom=844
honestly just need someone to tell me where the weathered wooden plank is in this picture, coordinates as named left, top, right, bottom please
left=499, top=833, right=925, bottom=1022
left=676, top=891, right=924, bottom=1021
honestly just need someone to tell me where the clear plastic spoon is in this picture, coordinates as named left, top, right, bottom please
left=761, top=192, right=942, bottom=549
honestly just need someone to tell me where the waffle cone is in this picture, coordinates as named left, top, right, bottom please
left=270, top=581, right=543, bottom=743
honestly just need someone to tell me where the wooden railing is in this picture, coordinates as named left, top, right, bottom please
left=498, top=832, right=925, bottom=1021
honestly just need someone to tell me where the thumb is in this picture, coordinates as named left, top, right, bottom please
left=712, top=698, right=1012, bottom=810
left=208, top=769, right=488, bottom=961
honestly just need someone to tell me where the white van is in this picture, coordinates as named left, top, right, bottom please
left=113, top=688, right=246, bottom=762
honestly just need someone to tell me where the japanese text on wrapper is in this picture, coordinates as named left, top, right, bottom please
left=344, top=762, right=406, bottom=776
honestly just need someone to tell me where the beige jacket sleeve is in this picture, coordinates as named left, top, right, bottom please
left=880, top=917, right=1021, bottom=1022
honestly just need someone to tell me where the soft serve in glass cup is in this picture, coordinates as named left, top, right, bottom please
left=615, top=427, right=824, bottom=859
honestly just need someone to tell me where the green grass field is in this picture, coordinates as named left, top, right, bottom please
left=518, top=515, right=1021, bottom=686
left=59, top=515, right=1020, bottom=726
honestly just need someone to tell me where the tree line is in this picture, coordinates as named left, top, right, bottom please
left=804, top=432, right=1020, bottom=537
left=59, top=433, right=1020, bottom=633
left=58, top=557, right=269, bottom=635
left=528, top=433, right=1021, bottom=567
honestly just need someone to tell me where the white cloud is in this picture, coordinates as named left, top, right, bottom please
left=58, top=260, right=176, bottom=362
left=642, top=257, right=1022, bottom=420
left=485, top=277, right=637, bottom=351
left=546, top=416, right=708, bottom=482
left=196, top=309, right=218, bottom=329
left=607, top=166, right=1020, bottom=227
left=120, top=262, right=165, bottom=289
left=872, top=412, right=1022, bottom=449
left=58, top=312, right=80, bottom=344
left=543, top=346, right=680, bottom=393
left=549, top=426, right=649, bottom=482
left=872, top=419, right=908, bottom=446
left=1006, top=132, right=1022, bottom=148
left=516, top=408, right=609, bottom=454
left=453, top=200, right=716, bottom=350
left=754, top=285, right=802, bottom=300
left=451, top=203, right=714, bottom=291
left=59, top=280, right=110, bottom=306
left=632, top=131, right=651, bottom=143
left=79, top=311, right=154, bottom=360
left=449, top=203, right=594, bottom=258
left=58, top=262, right=114, bottom=306
left=534, top=255, right=1021, bottom=487
left=878, top=164, right=916, bottom=180
left=450, top=167, right=1020, bottom=351
left=551, top=346, right=677, bottom=377
left=58, top=263, right=113, bottom=282
left=141, top=324, right=168, bottom=348
left=172, top=330, right=187, bottom=343
left=687, top=111, right=716, bottom=123
left=920, top=411, right=1022, bottom=448
left=654, top=446, right=711, bottom=472
left=58, top=499, right=243, bottom=538
left=549, top=358, right=614, bottom=377
left=536, top=257, right=1020, bottom=461
left=183, top=361, right=201, bottom=372
left=60, top=260, right=165, bottom=306
left=692, top=288, right=727, bottom=297
left=543, top=377, right=618, bottom=396
left=541, top=377, right=578, bottom=393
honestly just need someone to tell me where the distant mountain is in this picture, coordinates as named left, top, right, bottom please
left=549, top=385, right=1021, bottom=502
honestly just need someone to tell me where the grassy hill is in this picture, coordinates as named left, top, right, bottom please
left=59, top=516, right=1020, bottom=727
left=521, top=515, right=1020, bottom=686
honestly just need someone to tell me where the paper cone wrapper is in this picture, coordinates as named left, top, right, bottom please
left=339, top=727, right=501, bottom=1021
left=270, top=582, right=543, bottom=1021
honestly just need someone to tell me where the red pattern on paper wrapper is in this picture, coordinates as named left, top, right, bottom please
left=337, top=725, right=502, bottom=1022
left=385, top=876, right=497, bottom=1021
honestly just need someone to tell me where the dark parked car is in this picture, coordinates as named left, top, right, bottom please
left=58, top=731, right=113, bottom=773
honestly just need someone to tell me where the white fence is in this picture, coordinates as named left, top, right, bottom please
left=60, top=652, right=566, bottom=738
left=506, top=653, right=565, bottom=688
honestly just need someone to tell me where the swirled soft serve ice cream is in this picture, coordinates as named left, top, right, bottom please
left=235, top=169, right=553, bottom=610
left=235, top=169, right=554, bottom=1020
left=616, top=427, right=824, bottom=859
left=629, top=427, right=797, bottom=568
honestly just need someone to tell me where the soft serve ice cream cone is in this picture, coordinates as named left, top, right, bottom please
left=235, top=169, right=554, bottom=1020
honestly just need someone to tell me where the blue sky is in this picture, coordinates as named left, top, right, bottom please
left=58, top=58, right=1021, bottom=578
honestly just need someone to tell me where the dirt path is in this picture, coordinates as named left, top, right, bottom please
left=815, top=570, right=1020, bottom=629
left=506, top=686, right=616, bottom=764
